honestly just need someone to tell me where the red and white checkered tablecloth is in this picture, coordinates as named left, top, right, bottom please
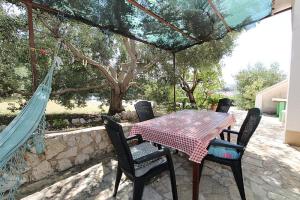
left=130, top=110, right=236, bottom=163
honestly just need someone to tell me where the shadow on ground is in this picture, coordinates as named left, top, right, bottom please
left=21, top=110, right=300, bottom=200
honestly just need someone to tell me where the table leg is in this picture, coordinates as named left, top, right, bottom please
left=192, top=162, right=200, bottom=200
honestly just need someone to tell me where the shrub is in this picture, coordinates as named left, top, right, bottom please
left=52, top=119, right=69, bottom=130
left=235, top=63, right=286, bottom=109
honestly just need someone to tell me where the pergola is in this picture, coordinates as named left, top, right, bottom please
left=19, top=0, right=291, bottom=110
left=2, top=1, right=298, bottom=199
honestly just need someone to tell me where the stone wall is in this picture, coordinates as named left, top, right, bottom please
left=23, top=123, right=132, bottom=184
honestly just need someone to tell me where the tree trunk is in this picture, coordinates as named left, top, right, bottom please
left=186, top=91, right=196, bottom=104
left=108, top=89, right=125, bottom=115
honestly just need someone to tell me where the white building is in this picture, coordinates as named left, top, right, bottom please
left=255, top=80, right=288, bottom=114
left=285, top=0, right=300, bottom=146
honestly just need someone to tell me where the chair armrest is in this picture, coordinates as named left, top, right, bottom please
left=126, top=134, right=144, bottom=144
left=134, top=148, right=170, bottom=164
left=210, top=139, right=245, bottom=151
left=222, top=129, right=239, bottom=135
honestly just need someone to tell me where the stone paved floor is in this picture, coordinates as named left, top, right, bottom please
left=22, top=109, right=300, bottom=200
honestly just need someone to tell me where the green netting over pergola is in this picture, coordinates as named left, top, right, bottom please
left=26, top=0, right=272, bottom=52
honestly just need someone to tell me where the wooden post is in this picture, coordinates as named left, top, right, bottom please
left=25, top=0, right=38, bottom=92
left=173, top=52, right=176, bottom=111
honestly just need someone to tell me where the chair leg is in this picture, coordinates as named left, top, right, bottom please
left=113, top=165, right=122, bottom=197
left=220, top=132, right=225, bottom=140
left=153, top=143, right=162, bottom=149
left=227, top=126, right=231, bottom=142
left=230, top=161, right=246, bottom=200
left=227, top=133, right=231, bottom=142
left=157, top=144, right=162, bottom=150
left=168, top=158, right=178, bottom=200
left=133, top=180, right=145, bottom=200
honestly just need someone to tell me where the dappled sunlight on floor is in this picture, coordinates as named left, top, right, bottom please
left=21, top=109, right=300, bottom=200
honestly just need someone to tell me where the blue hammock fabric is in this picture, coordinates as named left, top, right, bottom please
left=0, top=56, right=62, bottom=199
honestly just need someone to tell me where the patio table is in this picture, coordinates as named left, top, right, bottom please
left=129, top=109, right=235, bottom=200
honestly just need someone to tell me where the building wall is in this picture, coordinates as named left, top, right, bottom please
left=255, top=80, right=288, bottom=114
left=285, top=0, right=300, bottom=146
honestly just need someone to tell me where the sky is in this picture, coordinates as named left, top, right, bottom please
left=221, top=11, right=292, bottom=86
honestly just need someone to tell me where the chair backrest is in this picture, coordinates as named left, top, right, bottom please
left=237, top=108, right=262, bottom=147
left=134, top=101, right=155, bottom=122
left=216, top=98, right=233, bottom=113
left=102, top=115, right=135, bottom=176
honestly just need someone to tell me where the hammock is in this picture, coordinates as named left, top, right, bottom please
left=0, top=56, right=62, bottom=199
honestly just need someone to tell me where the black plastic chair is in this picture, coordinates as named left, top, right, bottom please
left=216, top=98, right=233, bottom=113
left=216, top=98, right=233, bottom=141
left=102, top=115, right=178, bottom=200
left=134, top=101, right=155, bottom=122
left=134, top=101, right=163, bottom=149
left=199, top=108, right=262, bottom=200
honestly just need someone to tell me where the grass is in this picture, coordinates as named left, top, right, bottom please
left=0, top=100, right=138, bottom=115
left=45, top=101, right=107, bottom=115
left=0, top=101, right=18, bottom=115
left=0, top=100, right=108, bottom=115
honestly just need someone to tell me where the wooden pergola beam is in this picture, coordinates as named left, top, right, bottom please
left=207, top=0, right=231, bottom=32
left=22, top=0, right=38, bottom=91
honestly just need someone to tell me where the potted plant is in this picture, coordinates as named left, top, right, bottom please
left=207, top=95, right=220, bottom=111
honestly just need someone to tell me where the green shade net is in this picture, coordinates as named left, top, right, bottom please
left=31, top=0, right=272, bottom=52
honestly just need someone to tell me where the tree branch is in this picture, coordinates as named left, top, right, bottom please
left=179, top=77, right=191, bottom=93
left=38, top=14, right=61, bottom=38
left=63, top=41, right=119, bottom=89
left=38, top=13, right=119, bottom=91
left=123, top=37, right=136, bottom=63
left=191, top=81, right=200, bottom=92
left=122, top=38, right=138, bottom=91
left=52, top=85, right=104, bottom=95
left=118, top=63, right=130, bottom=82
left=137, top=57, right=161, bottom=73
